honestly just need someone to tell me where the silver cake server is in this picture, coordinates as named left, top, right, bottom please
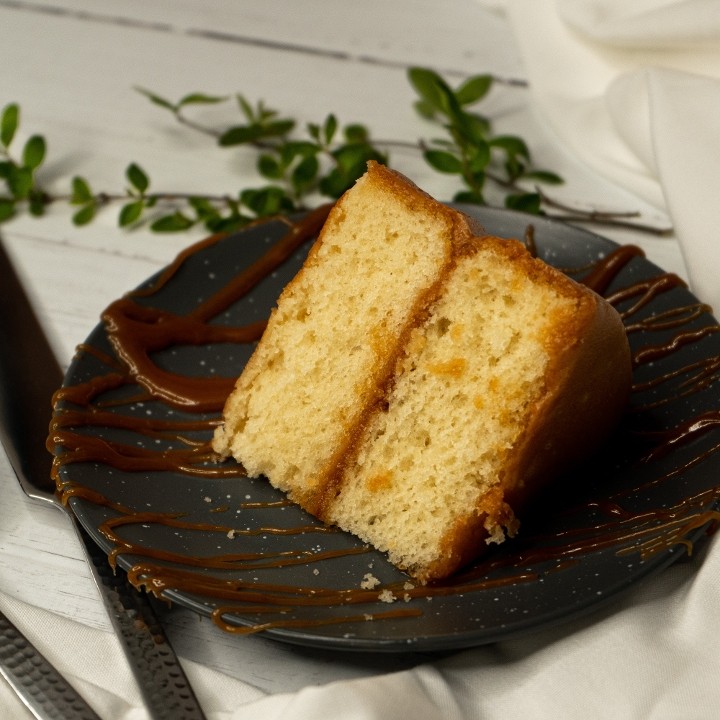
left=0, top=234, right=207, bottom=720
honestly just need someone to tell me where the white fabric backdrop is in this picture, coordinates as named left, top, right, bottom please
left=482, top=0, right=720, bottom=312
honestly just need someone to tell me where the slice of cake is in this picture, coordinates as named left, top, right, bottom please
left=213, top=162, right=631, bottom=582
left=213, top=161, right=480, bottom=513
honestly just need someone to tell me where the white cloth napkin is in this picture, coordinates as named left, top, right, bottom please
left=485, top=0, right=720, bottom=313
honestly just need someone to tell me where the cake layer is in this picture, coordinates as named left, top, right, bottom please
left=213, top=162, right=479, bottom=513
left=326, top=237, right=629, bottom=581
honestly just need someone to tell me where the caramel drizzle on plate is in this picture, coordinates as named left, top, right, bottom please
left=49, top=214, right=720, bottom=637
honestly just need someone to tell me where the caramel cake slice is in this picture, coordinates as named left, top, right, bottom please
left=213, top=162, right=631, bottom=582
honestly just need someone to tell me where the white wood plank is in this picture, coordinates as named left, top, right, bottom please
left=0, top=0, right=526, bottom=79
left=0, top=0, right=538, bottom=374
left=0, top=452, right=109, bottom=629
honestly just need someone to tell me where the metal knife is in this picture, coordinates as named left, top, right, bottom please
left=0, top=235, right=207, bottom=720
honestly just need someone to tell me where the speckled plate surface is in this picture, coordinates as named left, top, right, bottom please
left=55, top=206, right=720, bottom=652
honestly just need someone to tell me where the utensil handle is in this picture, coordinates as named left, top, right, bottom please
left=0, top=609, right=101, bottom=720
left=72, top=517, right=208, bottom=720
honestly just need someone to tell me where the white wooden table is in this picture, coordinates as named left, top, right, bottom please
left=2, top=2, right=714, bottom=719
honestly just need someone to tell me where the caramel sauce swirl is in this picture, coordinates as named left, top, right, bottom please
left=49, top=212, right=720, bottom=641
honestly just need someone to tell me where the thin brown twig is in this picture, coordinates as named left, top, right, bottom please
left=541, top=212, right=673, bottom=236
left=175, top=112, right=222, bottom=139
left=534, top=187, right=673, bottom=235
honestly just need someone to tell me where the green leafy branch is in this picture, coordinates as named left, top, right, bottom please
left=408, top=68, right=562, bottom=213
left=135, top=88, right=386, bottom=221
left=404, top=68, right=662, bottom=232
left=0, top=69, right=671, bottom=235
left=0, top=95, right=385, bottom=233
left=0, top=103, right=47, bottom=222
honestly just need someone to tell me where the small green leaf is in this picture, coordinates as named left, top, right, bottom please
left=263, top=119, right=295, bottom=138
left=291, top=153, right=319, bottom=190
left=413, top=99, right=437, bottom=120
left=206, top=213, right=249, bottom=233
left=135, top=87, right=176, bottom=111
left=237, top=95, right=255, bottom=122
left=0, top=161, right=13, bottom=180
left=189, top=197, right=220, bottom=220
left=7, top=165, right=33, bottom=199
left=490, top=135, right=530, bottom=159
left=307, top=123, right=321, bottom=142
left=466, top=173, right=487, bottom=198
left=408, top=67, right=448, bottom=113
left=0, top=198, right=15, bottom=222
left=466, top=140, right=490, bottom=173
left=453, top=189, right=485, bottom=205
left=222, top=117, right=295, bottom=145
left=320, top=142, right=385, bottom=199
left=318, top=169, right=349, bottom=199
left=333, top=142, right=384, bottom=174
left=344, top=124, right=369, bottom=143
left=257, top=104, right=278, bottom=123
left=504, top=156, right=526, bottom=182
left=240, top=186, right=293, bottom=217
left=452, top=112, right=490, bottom=146
left=505, top=192, right=542, bottom=214
left=119, top=199, right=145, bottom=227
left=258, top=153, right=283, bottom=180
left=72, top=203, right=96, bottom=226
left=1, top=103, right=19, bottom=147
left=323, top=114, right=337, bottom=145
left=28, top=190, right=46, bottom=217
left=177, top=92, right=228, bottom=107
left=150, top=212, right=194, bottom=232
left=454, top=75, right=493, bottom=106
left=521, top=170, right=564, bottom=185
left=22, top=135, right=46, bottom=171
left=219, top=124, right=263, bottom=146
left=126, top=163, right=149, bottom=194
left=281, top=141, right=319, bottom=165
left=71, top=176, right=93, bottom=204
left=424, top=150, right=463, bottom=174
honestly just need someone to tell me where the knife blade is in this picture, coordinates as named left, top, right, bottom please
left=0, top=234, right=207, bottom=720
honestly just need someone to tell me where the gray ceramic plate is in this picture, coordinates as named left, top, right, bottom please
left=56, top=206, right=720, bottom=652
